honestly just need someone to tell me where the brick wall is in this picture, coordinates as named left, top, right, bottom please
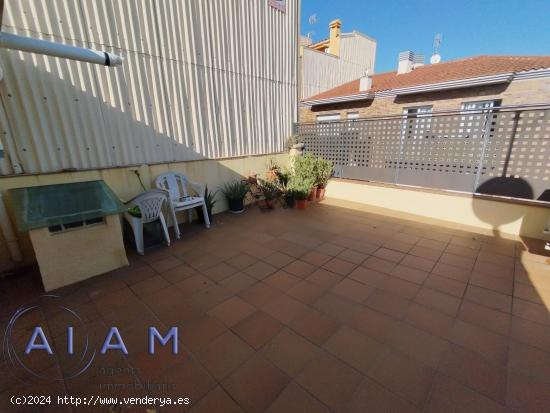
left=299, top=77, right=550, bottom=123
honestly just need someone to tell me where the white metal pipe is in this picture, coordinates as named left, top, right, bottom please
left=0, top=193, right=22, bottom=262
left=0, top=32, right=123, bottom=67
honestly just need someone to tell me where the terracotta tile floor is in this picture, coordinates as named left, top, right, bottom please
left=2, top=200, right=550, bottom=412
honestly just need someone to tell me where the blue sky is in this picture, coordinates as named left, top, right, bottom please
left=301, top=0, right=550, bottom=73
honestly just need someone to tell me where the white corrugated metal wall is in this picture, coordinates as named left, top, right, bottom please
left=0, top=0, right=298, bottom=175
left=301, top=33, right=376, bottom=99
left=339, top=33, right=376, bottom=78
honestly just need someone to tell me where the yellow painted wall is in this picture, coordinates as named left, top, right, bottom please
left=0, top=153, right=289, bottom=272
left=29, top=215, right=128, bottom=291
left=325, top=179, right=550, bottom=241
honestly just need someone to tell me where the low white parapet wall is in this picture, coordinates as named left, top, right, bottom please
left=325, top=178, right=550, bottom=241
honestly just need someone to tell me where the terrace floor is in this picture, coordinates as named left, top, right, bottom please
left=1, top=200, right=550, bottom=412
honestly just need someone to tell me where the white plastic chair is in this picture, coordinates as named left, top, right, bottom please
left=155, top=172, right=210, bottom=239
left=124, top=189, right=171, bottom=255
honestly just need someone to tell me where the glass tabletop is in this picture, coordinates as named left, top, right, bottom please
left=9, top=180, right=126, bottom=231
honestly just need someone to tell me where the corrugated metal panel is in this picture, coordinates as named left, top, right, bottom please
left=339, top=34, right=376, bottom=77
left=301, top=34, right=376, bottom=99
left=0, top=95, right=16, bottom=175
left=0, top=0, right=298, bottom=174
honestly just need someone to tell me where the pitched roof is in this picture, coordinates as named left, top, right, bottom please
left=304, top=55, right=550, bottom=103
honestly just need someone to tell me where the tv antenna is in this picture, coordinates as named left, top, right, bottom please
left=430, top=33, right=443, bottom=64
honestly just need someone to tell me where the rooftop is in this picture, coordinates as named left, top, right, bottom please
left=2, top=201, right=549, bottom=412
left=304, top=55, right=550, bottom=102
left=308, top=30, right=375, bottom=49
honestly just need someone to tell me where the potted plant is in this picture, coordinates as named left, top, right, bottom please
left=294, top=154, right=318, bottom=201
left=246, top=173, right=258, bottom=185
left=220, top=180, right=250, bottom=213
left=276, top=168, right=291, bottom=188
left=197, top=185, right=217, bottom=224
left=265, top=159, right=281, bottom=182
left=127, top=205, right=142, bottom=218
left=283, top=188, right=295, bottom=208
left=257, top=178, right=280, bottom=209
left=307, top=186, right=317, bottom=201
left=290, top=177, right=312, bottom=210
left=315, top=157, right=334, bottom=200
left=275, top=169, right=294, bottom=208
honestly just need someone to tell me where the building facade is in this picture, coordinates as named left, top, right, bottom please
left=297, top=54, right=550, bottom=216
left=300, top=55, right=550, bottom=122
left=300, top=19, right=376, bottom=99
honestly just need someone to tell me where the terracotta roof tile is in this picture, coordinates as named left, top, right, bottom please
left=304, top=55, right=550, bottom=102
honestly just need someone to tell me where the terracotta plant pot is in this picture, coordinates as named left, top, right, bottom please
left=295, top=199, right=307, bottom=210
left=256, top=199, right=267, bottom=209
left=307, top=187, right=317, bottom=201
left=316, top=186, right=325, bottom=200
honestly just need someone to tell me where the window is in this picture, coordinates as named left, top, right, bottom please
left=459, top=100, right=501, bottom=143
left=316, top=113, right=341, bottom=122
left=402, top=106, right=433, bottom=133
left=403, top=106, right=433, bottom=117
left=461, top=100, right=501, bottom=112
left=347, top=112, right=359, bottom=120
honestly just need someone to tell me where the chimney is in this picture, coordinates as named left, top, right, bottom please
left=300, top=35, right=312, bottom=47
left=412, top=53, right=425, bottom=69
left=328, top=19, right=341, bottom=56
left=397, top=51, right=424, bottom=74
left=359, top=70, right=372, bottom=91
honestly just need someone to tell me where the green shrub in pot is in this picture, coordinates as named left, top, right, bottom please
left=283, top=189, right=295, bottom=208
left=293, top=154, right=317, bottom=183
left=127, top=205, right=142, bottom=218
left=220, top=180, right=250, bottom=213
left=289, top=177, right=313, bottom=210
left=314, top=157, right=334, bottom=199
left=315, top=157, right=334, bottom=188
left=276, top=168, right=291, bottom=189
left=294, top=153, right=318, bottom=201
left=274, top=169, right=294, bottom=208
left=257, top=178, right=281, bottom=209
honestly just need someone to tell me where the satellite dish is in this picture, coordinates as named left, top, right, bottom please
left=430, top=53, right=441, bottom=64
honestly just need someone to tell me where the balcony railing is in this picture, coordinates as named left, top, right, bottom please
left=296, top=104, right=550, bottom=201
